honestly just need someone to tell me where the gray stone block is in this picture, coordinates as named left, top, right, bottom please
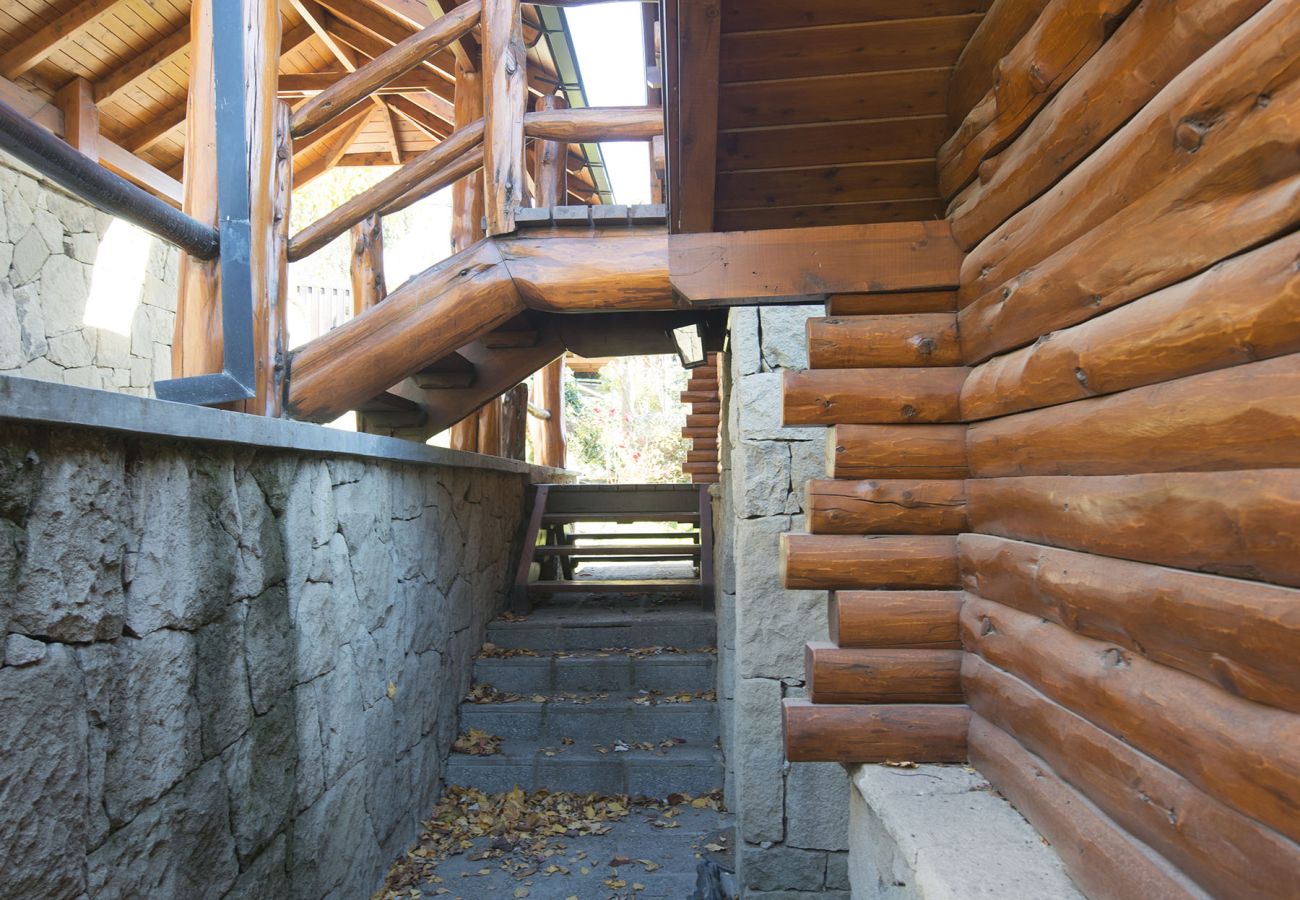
left=786, top=762, right=850, bottom=851
left=38, top=253, right=89, bottom=330
left=735, top=372, right=821, bottom=442
left=289, top=765, right=382, bottom=900
left=741, top=844, right=827, bottom=892
left=194, top=602, right=253, bottom=757
left=734, top=440, right=791, bottom=517
left=224, top=832, right=288, bottom=900
left=734, top=515, right=827, bottom=679
left=826, top=850, right=849, bottom=890
left=734, top=677, right=783, bottom=844
left=244, top=583, right=293, bottom=716
left=4, top=632, right=46, bottom=666
left=729, top=307, right=762, bottom=376
left=223, top=699, right=295, bottom=864
left=0, top=645, right=89, bottom=898
left=759, top=304, right=822, bottom=371
left=87, top=757, right=239, bottom=900
left=11, top=227, right=49, bottom=284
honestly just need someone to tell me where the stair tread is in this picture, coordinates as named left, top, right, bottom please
left=475, top=650, right=717, bottom=664
left=542, top=512, right=701, bottom=523
left=529, top=579, right=702, bottom=592
left=461, top=693, right=717, bottom=711
left=451, top=737, right=723, bottom=764
left=536, top=544, right=702, bottom=556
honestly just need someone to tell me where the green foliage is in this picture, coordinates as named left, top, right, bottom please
left=565, top=356, right=690, bottom=483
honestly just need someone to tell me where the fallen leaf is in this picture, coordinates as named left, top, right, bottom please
left=387, top=681, right=397, bottom=701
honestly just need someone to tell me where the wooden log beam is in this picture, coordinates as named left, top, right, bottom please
left=286, top=240, right=524, bottom=421
left=968, top=471, right=1300, bottom=587
left=962, top=595, right=1300, bottom=844
left=826, top=291, right=957, bottom=317
left=967, top=354, right=1300, bottom=477
left=959, top=7, right=1300, bottom=363
left=780, top=534, right=960, bottom=590
left=55, top=77, right=98, bottom=160
left=289, top=118, right=484, bottom=259
left=533, top=359, right=566, bottom=467
left=966, top=655, right=1300, bottom=897
left=534, top=92, right=568, bottom=207
left=807, top=479, right=967, bottom=535
left=523, top=106, right=663, bottom=142
left=94, top=21, right=190, bottom=103
left=278, top=71, right=449, bottom=95
left=808, top=313, right=960, bottom=369
left=290, top=0, right=481, bottom=137
left=827, top=424, right=969, bottom=480
left=483, top=0, right=526, bottom=234
left=806, top=643, right=963, bottom=704
left=381, top=144, right=483, bottom=215
left=968, top=716, right=1210, bottom=900
left=0, top=0, right=123, bottom=79
left=938, top=0, right=1142, bottom=199
left=830, top=591, right=962, bottom=650
left=946, top=0, right=1050, bottom=128
left=783, top=368, right=967, bottom=425
left=669, top=221, right=961, bottom=305
left=292, top=107, right=375, bottom=190
left=498, top=228, right=673, bottom=311
left=783, top=700, right=969, bottom=763
left=961, top=533, right=1300, bottom=715
left=960, top=233, right=1300, bottom=421
left=948, top=0, right=1272, bottom=249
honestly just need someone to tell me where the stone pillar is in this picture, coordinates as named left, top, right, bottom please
left=716, top=305, right=850, bottom=898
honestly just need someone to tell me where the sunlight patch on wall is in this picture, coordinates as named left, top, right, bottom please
left=83, top=219, right=151, bottom=336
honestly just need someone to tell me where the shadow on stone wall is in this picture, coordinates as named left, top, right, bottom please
left=0, top=423, right=526, bottom=898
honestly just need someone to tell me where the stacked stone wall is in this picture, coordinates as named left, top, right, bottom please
left=0, top=152, right=180, bottom=394
left=0, top=422, right=526, bottom=899
left=715, top=306, right=850, bottom=897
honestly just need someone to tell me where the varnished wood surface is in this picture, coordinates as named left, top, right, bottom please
left=966, top=655, right=1300, bottom=898
left=968, top=717, right=1206, bottom=900
left=830, top=591, right=963, bottom=650
left=806, top=643, right=963, bottom=704
left=960, top=234, right=1300, bottom=421
left=783, top=699, right=969, bottom=763
left=966, top=354, right=1300, bottom=477
left=948, top=0, right=1270, bottom=248
left=827, top=424, right=969, bottom=480
left=783, top=368, right=967, bottom=426
left=960, top=534, right=1300, bottom=714
left=962, top=596, right=1300, bottom=844
left=806, top=479, right=967, bottom=535
left=781, top=533, right=960, bottom=591
left=826, top=291, right=956, bottom=317
left=946, top=0, right=1050, bottom=128
left=808, top=314, right=961, bottom=369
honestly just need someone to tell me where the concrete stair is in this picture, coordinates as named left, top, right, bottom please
left=448, top=595, right=723, bottom=797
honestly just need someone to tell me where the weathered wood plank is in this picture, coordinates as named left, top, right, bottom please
left=719, top=68, right=951, bottom=130
left=483, top=0, right=527, bottom=234
left=960, top=534, right=1300, bottom=714
left=807, top=479, right=967, bottom=535
left=780, top=534, right=960, bottom=590
left=947, top=0, right=1051, bottom=127
left=784, top=700, right=969, bottom=763
left=807, top=643, right=964, bottom=704
left=826, top=291, right=956, bottom=316
left=783, top=368, right=967, bottom=425
left=668, top=0, right=720, bottom=232
left=827, top=424, right=969, bottom=480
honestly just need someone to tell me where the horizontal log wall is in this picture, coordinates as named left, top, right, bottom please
left=940, top=1, right=1300, bottom=892
left=776, top=1, right=1300, bottom=891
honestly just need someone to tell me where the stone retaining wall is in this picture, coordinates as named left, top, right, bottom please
left=715, top=306, right=850, bottom=898
left=0, top=152, right=180, bottom=394
left=0, top=419, right=528, bottom=899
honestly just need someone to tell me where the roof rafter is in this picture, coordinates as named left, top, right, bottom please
left=1, top=0, right=125, bottom=79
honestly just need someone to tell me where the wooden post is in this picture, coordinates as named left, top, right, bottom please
left=535, top=359, right=566, bottom=467
left=502, top=382, right=529, bottom=460
left=534, top=92, right=568, bottom=207
left=482, top=0, right=526, bottom=234
left=350, top=213, right=387, bottom=315
left=55, top=77, right=99, bottom=160
left=172, top=0, right=284, bottom=415
left=477, top=399, right=502, bottom=456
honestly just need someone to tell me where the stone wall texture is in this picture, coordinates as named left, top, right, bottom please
left=716, top=306, right=850, bottom=898
left=0, top=422, right=527, bottom=899
left=0, top=152, right=180, bottom=394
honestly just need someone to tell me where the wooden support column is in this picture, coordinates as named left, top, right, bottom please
left=501, top=382, right=529, bottom=461
left=448, top=58, right=493, bottom=452
left=528, top=91, right=567, bottom=468
left=350, top=213, right=387, bottom=314
left=172, top=0, right=285, bottom=415
left=55, top=77, right=99, bottom=160
left=482, top=0, right=526, bottom=235
left=534, top=92, right=568, bottom=206
left=534, top=359, right=566, bottom=468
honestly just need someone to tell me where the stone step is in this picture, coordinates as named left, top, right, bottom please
left=447, top=738, right=724, bottom=797
left=474, top=651, right=716, bottom=695
left=487, top=607, right=716, bottom=652
left=460, top=695, right=719, bottom=744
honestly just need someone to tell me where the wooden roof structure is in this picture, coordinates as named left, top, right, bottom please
left=0, top=0, right=606, bottom=202
left=667, top=0, right=994, bottom=232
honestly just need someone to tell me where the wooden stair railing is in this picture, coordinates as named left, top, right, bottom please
left=511, top=484, right=715, bottom=613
